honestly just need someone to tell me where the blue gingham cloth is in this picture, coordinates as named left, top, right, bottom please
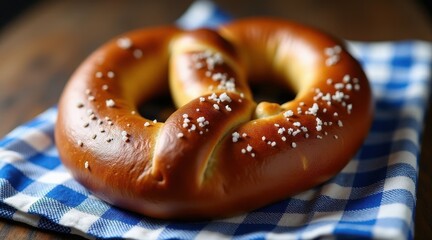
left=1, top=1, right=431, bottom=239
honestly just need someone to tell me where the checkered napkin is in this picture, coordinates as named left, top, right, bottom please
left=1, top=1, right=431, bottom=239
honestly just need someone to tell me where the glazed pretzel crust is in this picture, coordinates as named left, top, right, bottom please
left=55, top=18, right=373, bottom=219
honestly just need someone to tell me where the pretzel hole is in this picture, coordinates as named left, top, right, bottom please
left=251, top=78, right=297, bottom=118
left=137, top=92, right=176, bottom=122
left=251, top=80, right=296, bottom=104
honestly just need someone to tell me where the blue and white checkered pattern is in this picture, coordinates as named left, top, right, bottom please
left=1, top=1, right=431, bottom=239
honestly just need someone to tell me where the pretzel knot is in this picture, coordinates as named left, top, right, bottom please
left=55, top=18, right=373, bottom=219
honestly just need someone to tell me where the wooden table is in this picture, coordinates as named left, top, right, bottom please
left=0, top=0, right=431, bottom=239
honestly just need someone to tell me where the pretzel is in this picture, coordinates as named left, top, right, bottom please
left=55, top=18, right=373, bottom=219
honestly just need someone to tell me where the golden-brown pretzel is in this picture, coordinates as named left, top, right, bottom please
left=55, top=18, right=373, bottom=219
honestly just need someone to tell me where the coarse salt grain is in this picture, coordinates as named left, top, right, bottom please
left=306, top=103, right=319, bottom=115
left=232, top=132, right=240, bottom=142
left=347, top=104, right=353, bottom=113
left=219, top=92, right=231, bottom=102
left=278, top=127, right=286, bottom=134
left=334, top=83, right=344, bottom=90
left=107, top=71, right=115, bottom=79
left=197, top=117, right=208, bottom=127
left=133, top=49, right=143, bottom=59
left=95, top=72, right=103, bottom=78
left=316, top=117, right=323, bottom=131
left=283, top=110, right=294, bottom=117
left=246, top=145, right=253, bottom=152
left=208, top=93, right=218, bottom=101
left=354, top=84, right=361, bottom=91
left=106, top=99, right=115, bottom=107
left=117, top=37, right=132, bottom=49
left=287, top=128, right=294, bottom=135
left=343, top=74, right=351, bottom=82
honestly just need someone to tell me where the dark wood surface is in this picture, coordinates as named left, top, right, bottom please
left=0, top=0, right=431, bottom=239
